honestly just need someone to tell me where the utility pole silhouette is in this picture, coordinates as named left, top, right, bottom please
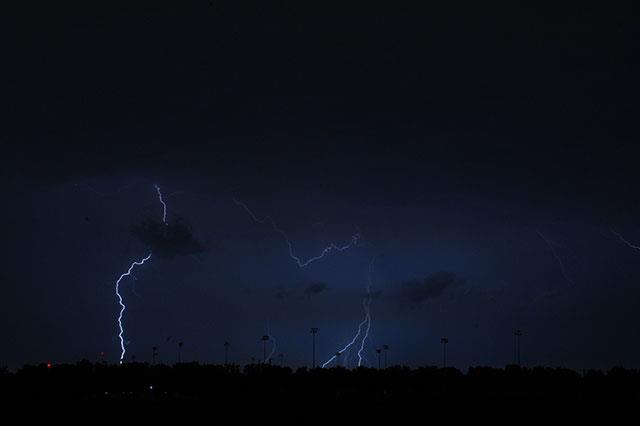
left=382, top=345, right=389, bottom=368
left=177, top=341, right=183, bottom=363
left=261, top=335, right=270, bottom=363
left=278, top=353, right=284, bottom=366
left=514, top=329, right=522, bottom=366
left=440, top=338, right=449, bottom=368
left=224, top=341, right=230, bottom=365
left=152, top=346, right=158, bottom=365
left=376, top=348, right=382, bottom=369
left=310, top=327, right=318, bottom=368
left=335, top=351, right=342, bottom=367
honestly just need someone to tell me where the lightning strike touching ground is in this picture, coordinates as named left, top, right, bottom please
left=355, top=299, right=372, bottom=367
left=264, top=322, right=277, bottom=363
left=322, top=257, right=377, bottom=368
left=233, top=198, right=359, bottom=267
left=356, top=258, right=376, bottom=366
left=111, top=185, right=168, bottom=362
left=115, top=253, right=152, bottom=362
left=321, top=313, right=370, bottom=368
left=267, top=336, right=277, bottom=363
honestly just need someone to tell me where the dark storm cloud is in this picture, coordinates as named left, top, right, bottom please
left=272, top=283, right=328, bottom=300
left=130, top=217, right=206, bottom=259
left=397, top=272, right=462, bottom=305
left=274, top=285, right=295, bottom=300
left=303, top=282, right=328, bottom=297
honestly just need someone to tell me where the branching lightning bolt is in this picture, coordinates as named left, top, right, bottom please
left=115, top=253, right=152, bottom=362
left=112, top=184, right=167, bottom=363
left=233, top=198, right=359, bottom=267
left=321, top=311, right=370, bottom=368
left=611, top=230, right=640, bottom=252
left=322, top=258, right=376, bottom=368
left=536, top=230, right=575, bottom=286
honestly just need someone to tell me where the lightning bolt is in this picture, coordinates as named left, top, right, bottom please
left=611, top=230, right=640, bottom=251
left=264, top=322, right=277, bottom=364
left=321, top=311, right=370, bottom=368
left=536, top=230, right=575, bottom=286
left=356, top=258, right=375, bottom=367
left=267, top=336, right=277, bottom=364
left=115, top=253, right=152, bottom=362
left=233, top=198, right=359, bottom=267
left=323, top=258, right=376, bottom=368
left=154, top=184, right=168, bottom=224
left=112, top=184, right=167, bottom=363
left=355, top=299, right=372, bottom=367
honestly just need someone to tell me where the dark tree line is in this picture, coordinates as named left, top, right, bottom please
left=1, top=361, right=639, bottom=407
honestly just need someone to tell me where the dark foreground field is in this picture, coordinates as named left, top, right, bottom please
left=1, top=363, right=638, bottom=418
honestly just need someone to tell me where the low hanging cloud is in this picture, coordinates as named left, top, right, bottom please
left=303, top=282, right=328, bottom=297
left=130, top=217, right=206, bottom=259
left=274, top=285, right=295, bottom=300
left=271, top=282, right=329, bottom=300
left=397, top=271, right=462, bottom=304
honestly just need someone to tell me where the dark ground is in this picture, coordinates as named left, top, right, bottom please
left=2, top=362, right=638, bottom=419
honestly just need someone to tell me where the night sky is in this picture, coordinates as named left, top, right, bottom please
left=2, top=2, right=640, bottom=370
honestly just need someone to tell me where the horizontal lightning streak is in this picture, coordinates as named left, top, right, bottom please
left=233, top=198, right=359, bottom=267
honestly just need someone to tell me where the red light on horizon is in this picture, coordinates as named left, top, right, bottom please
left=47, top=362, right=52, bottom=369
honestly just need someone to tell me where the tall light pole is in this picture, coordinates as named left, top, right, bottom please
left=152, top=346, right=158, bottom=365
left=261, top=335, right=270, bottom=363
left=310, top=327, right=318, bottom=368
left=335, top=351, right=341, bottom=367
left=382, top=345, right=389, bottom=368
left=514, top=329, right=522, bottom=366
left=376, top=348, right=382, bottom=369
left=440, top=338, right=449, bottom=368
left=224, top=341, right=230, bottom=365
